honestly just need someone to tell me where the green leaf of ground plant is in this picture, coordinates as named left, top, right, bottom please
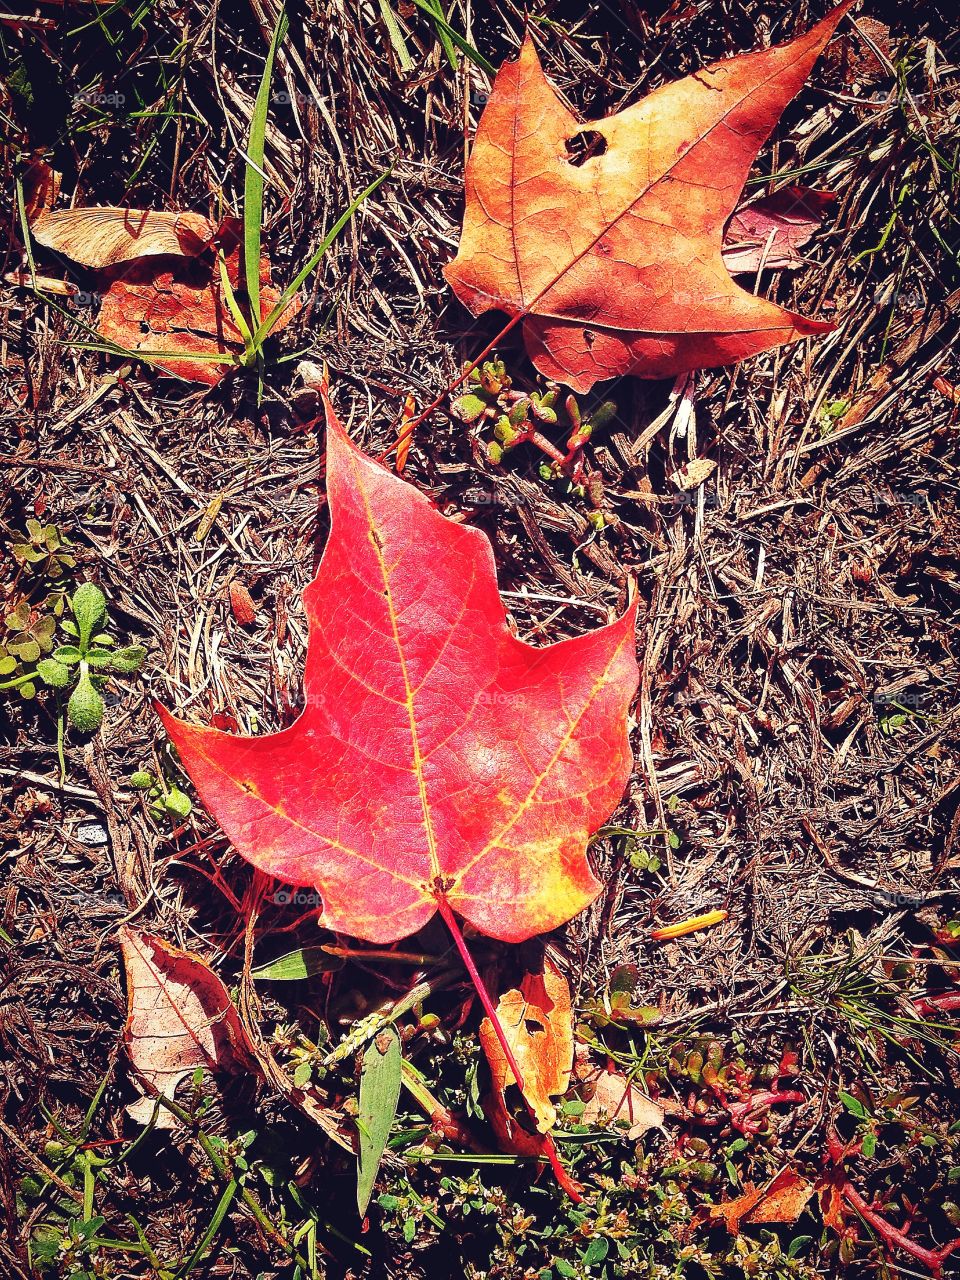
left=71, top=583, right=106, bottom=649
left=68, top=671, right=104, bottom=732
left=356, top=1026, right=402, bottom=1216
left=251, top=947, right=344, bottom=981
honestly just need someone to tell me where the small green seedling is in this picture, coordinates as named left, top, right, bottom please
left=130, top=769, right=192, bottom=821
left=451, top=359, right=614, bottom=480
left=450, top=358, right=514, bottom=426
left=0, top=601, right=57, bottom=698
left=818, top=397, right=849, bottom=436
left=34, top=583, right=145, bottom=731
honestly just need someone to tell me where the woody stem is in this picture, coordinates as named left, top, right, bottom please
left=434, top=897, right=525, bottom=1093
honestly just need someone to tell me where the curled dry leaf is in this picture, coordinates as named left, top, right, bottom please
left=228, top=579, right=257, bottom=626
left=30, top=207, right=299, bottom=384
left=722, top=187, right=835, bottom=275
left=119, top=926, right=255, bottom=1127
left=822, top=16, right=892, bottom=86
left=158, top=389, right=638, bottom=944
left=445, top=2, right=854, bottom=391
left=711, top=1166, right=815, bottom=1234
left=576, top=1065, right=665, bottom=1141
left=21, top=157, right=61, bottom=223
left=669, top=458, right=717, bottom=493
left=32, top=207, right=222, bottom=267
left=480, top=955, right=573, bottom=1150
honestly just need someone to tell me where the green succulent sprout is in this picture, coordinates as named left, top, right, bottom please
left=450, top=359, right=512, bottom=425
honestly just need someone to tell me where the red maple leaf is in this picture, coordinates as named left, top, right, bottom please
left=444, top=2, right=854, bottom=392
left=158, top=392, right=638, bottom=945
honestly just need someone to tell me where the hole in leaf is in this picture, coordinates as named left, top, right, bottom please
left=524, top=1017, right=546, bottom=1035
left=566, top=130, right=608, bottom=166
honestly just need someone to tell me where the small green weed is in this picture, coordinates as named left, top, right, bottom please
left=129, top=745, right=193, bottom=821
left=2, top=582, right=145, bottom=732
left=450, top=356, right=616, bottom=483
left=37, top=582, right=145, bottom=732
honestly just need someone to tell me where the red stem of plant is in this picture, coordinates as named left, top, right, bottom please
left=842, top=1182, right=960, bottom=1277
left=435, top=897, right=525, bottom=1093
left=538, top=1133, right=583, bottom=1203
left=434, top=899, right=584, bottom=1201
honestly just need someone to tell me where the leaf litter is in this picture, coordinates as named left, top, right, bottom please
left=1, top=0, right=960, bottom=1274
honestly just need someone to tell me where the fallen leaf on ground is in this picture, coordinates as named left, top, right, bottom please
left=95, top=241, right=297, bottom=384
left=712, top=1167, right=815, bottom=1233
left=669, top=458, right=718, bottom=492
left=158, top=388, right=638, bottom=943
left=21, top=157, right=61, bottom=223
left=822, top=16, right=891, bottom=86
left=722, top=187, right=835, bottom=275
left=228, top=579, right=257, bottom=625
left=480, top=955, right=573, bottom=1150
left=572, top=1044, right=664, bottom=1140
left=31, top=207, right=299, bottom=384
left=33, top=206, right=222, bottom=267
left=119, top=926, right=255, bottom=1127
left=445, top=3, right=854, bottom=391
left=396, top=392, right=416, bottom=472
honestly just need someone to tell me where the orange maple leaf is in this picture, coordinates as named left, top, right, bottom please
left=445, top=2, right=855, bottom=391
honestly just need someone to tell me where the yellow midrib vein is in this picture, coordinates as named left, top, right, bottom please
left=350, top=451, right=442, bottom=889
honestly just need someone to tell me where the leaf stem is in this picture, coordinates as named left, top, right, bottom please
left=434, top=897, right=525, bottom=1092
left=380, top=311, right=524, bottom=462
left=433, top=901, right=585, bottom=1201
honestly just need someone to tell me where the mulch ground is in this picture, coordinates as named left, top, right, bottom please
left=2, top=1, right=960, bottom=1277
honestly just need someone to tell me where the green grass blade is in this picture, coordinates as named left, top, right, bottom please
left=417, top=0, right=457, bottom=67
left=244, top=6, right=289, bottom=332
left=408, top=0, right=493, bottom=74
left=377, top=0, right=414, bottom=71
left=356, top=1026, right=402, bottom=1216
left=217, top=250, right=254, bottom=356
left=175, top=1177, right=238, bottom=1277
left=251, top=946, right=344, bottom=981
left=252, top=168, right=391, bottom=346
left=14, top=173, right=38, bottom=286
